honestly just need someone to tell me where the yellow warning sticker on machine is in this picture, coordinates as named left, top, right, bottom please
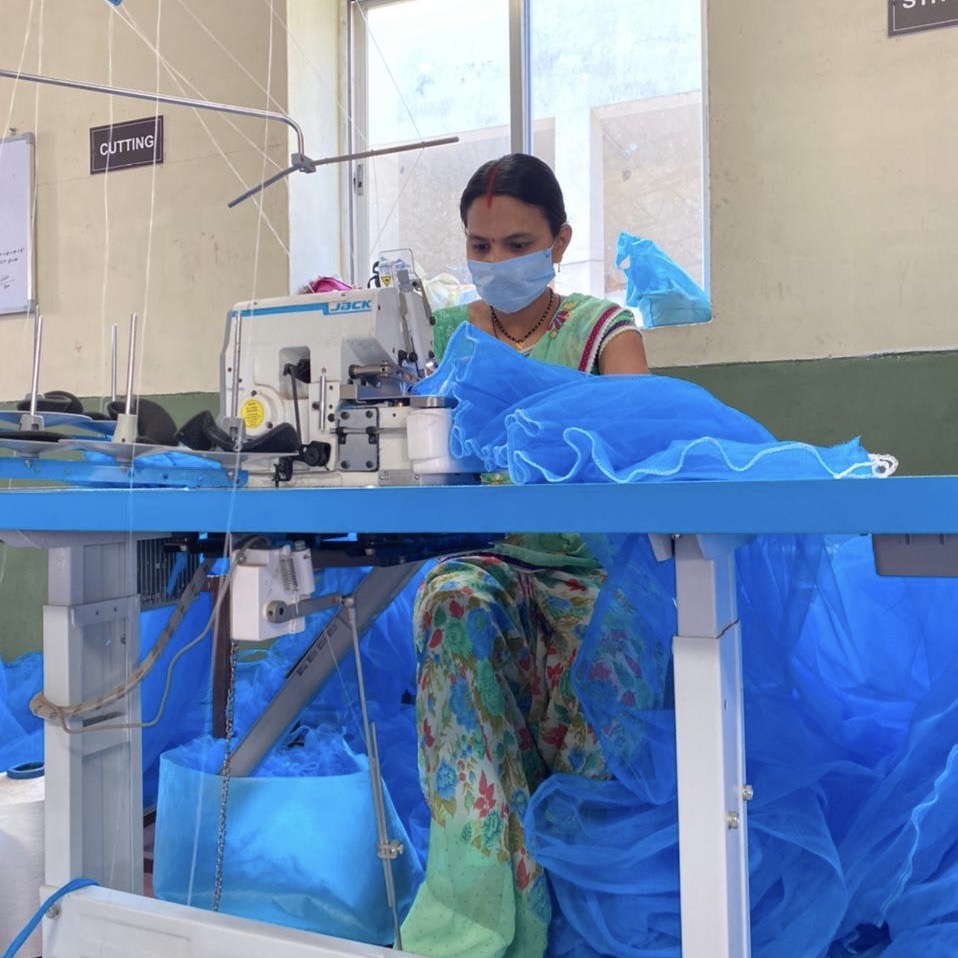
left=239, top=398, right=266, bottom=430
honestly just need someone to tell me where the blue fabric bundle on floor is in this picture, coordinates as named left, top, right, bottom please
left=524, top=530, right=958, bottom=958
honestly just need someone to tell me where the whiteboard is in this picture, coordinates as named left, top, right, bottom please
left=0, top=133, right=36, bottom=316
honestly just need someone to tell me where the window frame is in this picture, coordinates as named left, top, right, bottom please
left=344, top=0, right=708, bottom=296
left=346, top=0, right=532, bottom=285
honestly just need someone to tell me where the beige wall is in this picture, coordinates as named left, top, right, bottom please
left=0, top=0, right=292, bottom=401
left=646, top=0, right=958, bottom=368
left=3, top=1, right=954, bottom=379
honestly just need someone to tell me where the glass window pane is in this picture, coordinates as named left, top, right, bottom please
left=531, top=0, right=705, bottom=304
left=357, top=0, right=512, bottom=285
left=600, top=93, right=705, bottom=290
left=353, top=0, right=705, bottom=311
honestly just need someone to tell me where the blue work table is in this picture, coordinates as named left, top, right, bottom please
left=3, top=476, right=950, bottom=958
left=0, top=475, right=954, bottom=534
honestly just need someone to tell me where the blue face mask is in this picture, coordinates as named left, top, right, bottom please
left=468, top=246, right=556, bottom=314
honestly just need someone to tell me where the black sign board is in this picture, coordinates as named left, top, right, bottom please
left=90, top=116, right=164, bottom=174
left=889, top=0, right=958, bottom=35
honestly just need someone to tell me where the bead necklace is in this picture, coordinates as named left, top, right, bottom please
left=489, top=289, right=555, bottom=348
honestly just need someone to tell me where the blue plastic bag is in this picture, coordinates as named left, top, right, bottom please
left=614, top=232, right=711, bottom=328
left=153, top=731, right=423, bottom=945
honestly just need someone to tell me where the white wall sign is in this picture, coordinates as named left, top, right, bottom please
left=0, top=133, right=36, bottom=317
left=889, top=0, right=958, bottom=36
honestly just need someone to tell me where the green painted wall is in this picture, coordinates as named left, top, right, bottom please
left=2, top=352, right=957, bottom=660
left=661, top=351, right=958, bottom=477
left=0, top=548, right=46, bottom=660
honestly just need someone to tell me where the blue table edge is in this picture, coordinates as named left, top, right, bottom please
left=0, top=477, right=951, bottom=535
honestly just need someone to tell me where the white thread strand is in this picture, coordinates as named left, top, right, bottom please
left=131, top=0, right=164, bottom=402
left=98, top=12, right=115, bottom=407
left=248, top=0, right=277, bottom=304
left=869, top=453, right=899, bottom=477
left=352, top=2, right=433, bottom=267
left=173, top=0, right=286, bottom=114
left=109, top=4, right=285, bottom=166
left=261, top=0, right=363, bottom=145
left=1, top=0, right=37, bottom=144
left=0, top=0, right=40, bottom=598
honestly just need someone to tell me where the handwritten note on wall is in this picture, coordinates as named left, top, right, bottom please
left=0, top=133, right=36, bottom=316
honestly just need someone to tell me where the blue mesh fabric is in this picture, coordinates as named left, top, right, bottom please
left=413, top=324, right=879, bottom=481
left=0, top=652, right=43, bottom=772
left=615, top=232, right=711, bottom=329
left=153, top=731, right=423, bottom=944
left=411, top=327, right=958, bottom=955
left=527, top=533, right=958, bottom=958
left=219, top=563, right=430, bottom=864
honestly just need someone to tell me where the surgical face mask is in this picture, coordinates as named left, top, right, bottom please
left=468, top=246, right=556, bottom=314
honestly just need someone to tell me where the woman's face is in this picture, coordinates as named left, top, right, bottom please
left=464, top=194, right=562, bottom=263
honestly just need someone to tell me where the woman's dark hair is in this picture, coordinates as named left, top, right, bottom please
left=459, top=153, right=567, bottom=236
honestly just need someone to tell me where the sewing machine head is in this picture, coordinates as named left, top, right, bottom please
left=219, top=257, right=478, bottom=487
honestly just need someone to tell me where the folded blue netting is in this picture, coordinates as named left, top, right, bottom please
left=413, top=324, right=889, bottom=481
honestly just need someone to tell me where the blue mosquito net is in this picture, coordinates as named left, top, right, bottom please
left=404, top=324, right=957, bottom=957
left=0, top=652, right=43, bottom=773
left=413, top=324, right=887, bottom=482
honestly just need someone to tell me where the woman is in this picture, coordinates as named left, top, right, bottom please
left=401, top=154, right=649, bottom=958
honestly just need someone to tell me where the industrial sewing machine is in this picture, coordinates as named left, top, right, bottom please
left=0, top=256, right=481, bottom=495
left=213, top=256, right=479, bottom=487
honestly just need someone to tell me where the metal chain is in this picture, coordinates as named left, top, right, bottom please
left=211, top=638, right=238, bottom=912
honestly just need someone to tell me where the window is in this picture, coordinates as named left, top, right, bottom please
left=348, top=0, right=705, bottom=311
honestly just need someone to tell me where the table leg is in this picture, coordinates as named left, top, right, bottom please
left=43, top=539, right=144, bottom=894
left=672, top=534, right=750, bottom=958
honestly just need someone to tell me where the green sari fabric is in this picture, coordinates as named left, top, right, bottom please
left=400, top=292, right=637, bottom=957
